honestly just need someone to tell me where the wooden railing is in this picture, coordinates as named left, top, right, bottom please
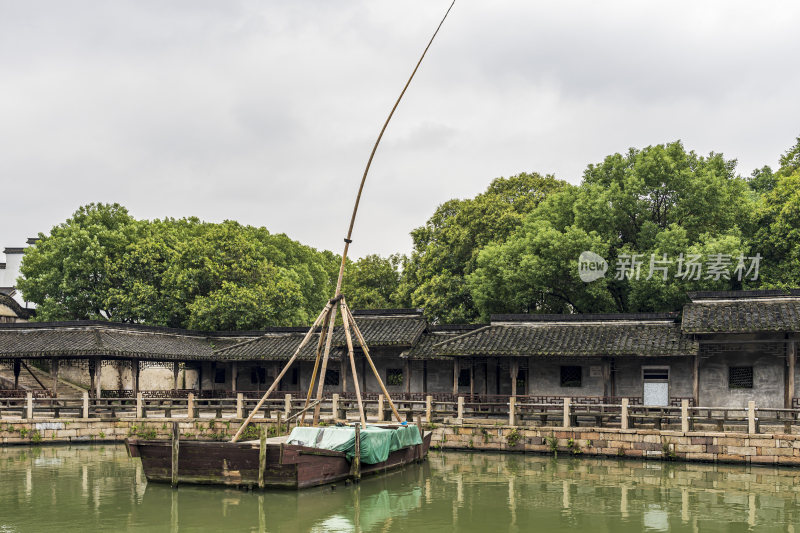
left=0, top=392, right=790, bottom=435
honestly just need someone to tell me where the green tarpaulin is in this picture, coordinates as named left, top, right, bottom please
left=286, top=425, right=423, bottom=464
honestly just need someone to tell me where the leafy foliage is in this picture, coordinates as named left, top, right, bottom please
left=469, top=141, right=756, bottom=316
left=398, top=173, right=566, bottom=323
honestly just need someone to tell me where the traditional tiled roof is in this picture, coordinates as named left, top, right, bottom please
left=0, top=321, right=260, bottom=361
left=433, top=319, right=697, bottom=357
left=214, top=315, right=427, bottom=360
left=682, top=292, right=800, bottom=334
left=402, top=325, right=482, bottom=360
left=212, top=332, right=344, bottom=361
left=0, top=327, right=215, bottom=360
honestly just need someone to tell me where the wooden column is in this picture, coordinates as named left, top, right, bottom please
left=96, top=359, right=102, bottom=399
left=89, top=359, right=96, bottom=398
left=602, top=358, right=612, bottom=399
left=341, top=357, right=348, bottom=393
left=525, top=357, right=532, bottom=396
left=787, top=341, right=796, bottom=408
left=13, top=359, right=20, bottom=389
left=510, top=359, right=519, bottom=397
left=423, top=360, right=428, bottom=394
left=692, top=354, right=699, bottom=407
left=132, top=360, right=140, bottom=395
left=404, top=359, right=411, bottom=395
left=197, top=364, right=203, bottom=393
left=452, top=359, right=459, bottom=395
left=172, top=362, right=179, bottom=392
left=231, top=362, right=238, bottom=393
left=469, top=359, right=474, bottom=397
left=484, top=361, right=489, bottom=395
left=51, top=358, right=59, bottom=398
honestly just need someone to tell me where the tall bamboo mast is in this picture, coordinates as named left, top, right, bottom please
left=232, top=0, right=455, bottom=442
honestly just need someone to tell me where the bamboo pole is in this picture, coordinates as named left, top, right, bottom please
left=300, top=306, right=332, bottom=426
left=313, top=302, right=339, bottom=424
left=343, top=302, right=402, bottom=423
left=341, top=300, right=367, bottom=426
left=230, top=303, right=331, bottom=442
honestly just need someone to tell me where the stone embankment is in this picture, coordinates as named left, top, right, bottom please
left=4, top=417, right=800, bottom=466
left=429, top=424, right=800, bottom=466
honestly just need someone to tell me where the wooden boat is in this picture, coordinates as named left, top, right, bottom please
left=127, top=427, right=432, bottom=490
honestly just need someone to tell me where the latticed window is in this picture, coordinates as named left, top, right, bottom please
left=324, top=369, right=340, bottom=386
left=560, top=366, right=582, bottom=387
left=729, top=366, right=753, bottom=389
left=387, top=368, right=404, bottom=386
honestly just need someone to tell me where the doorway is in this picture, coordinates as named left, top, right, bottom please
left=642, top=367, right=669, bottom=406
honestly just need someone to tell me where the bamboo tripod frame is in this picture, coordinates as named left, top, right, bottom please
left=230, top=297, right=402, bottom=442
left=230, top=0, right=455, bottom=443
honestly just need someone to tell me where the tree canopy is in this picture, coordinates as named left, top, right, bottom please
left=397, top=173, right=566, bottom=323
left=468, top=142, right=758, bottom=318
left=17, top=136, right=800, bottom=328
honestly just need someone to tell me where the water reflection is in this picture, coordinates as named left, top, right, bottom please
left=3, top=446, right=800, bottom=532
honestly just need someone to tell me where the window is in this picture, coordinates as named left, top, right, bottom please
left=387, top=368, right=404, bottom=386
left=729, top=367, right=753, bottom=389
left=457, top=368, right=470, bottom=387
left=214, top=368, right=226, bottom=384
left=560, top=366, right=582, bottom=387
left=324, top=369, right=340, bottom=386
left=251, top=367, right=267, bottom=385
left=643, top=368, right=669, bottom=381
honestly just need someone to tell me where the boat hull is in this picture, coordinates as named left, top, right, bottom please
left=126, top=431, right=432, bottom=490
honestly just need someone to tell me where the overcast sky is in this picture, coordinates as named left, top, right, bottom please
left=2, top=0, right=799, bottom=259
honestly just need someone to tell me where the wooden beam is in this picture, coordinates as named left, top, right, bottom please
left=344, top=302, right=402, bottom=423
left=510, top=360, right=519, bottom=397
left=787, top=341, right=796, bottom=408
left=452, top=359, right=459, bottom=395
left=301, top=308, right=331, bottom=425
left=340, top=301, right=366, bottom=426
left=231, top=302, right=332, bottom=442
left=172, top=362, right=179, bottom=392
left=96, top=360, right=102, bottom=399
left=469, top=359, right=474, bottom=397
left=312, top=303, right=339, bottom=424
left=404, top=359, right=411, bottom=395
left=132, top=360, right=140, bottom=395
left=51, top=358, right=59, bottom=398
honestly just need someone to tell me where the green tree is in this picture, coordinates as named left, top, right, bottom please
left=18, top=203, right=137, bottom=321
left=341, top=254, right=405, bottom=310
left=752, top=136, right=800, bottom=288
left=398, top=173, right=566, bottom=323
left=469, top=141, right=757, bottom=317
left=19, top=207, right=336, bottom=329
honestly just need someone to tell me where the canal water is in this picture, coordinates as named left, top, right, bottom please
left=1, top=445, right=799, bottom=532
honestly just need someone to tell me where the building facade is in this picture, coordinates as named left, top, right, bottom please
left=0, top=290, right=798, bottom=408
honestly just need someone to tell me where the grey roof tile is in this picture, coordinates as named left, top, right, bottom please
left=432, top=321, right=697, bottom=357
left=682, top=298, right=800, bottom=334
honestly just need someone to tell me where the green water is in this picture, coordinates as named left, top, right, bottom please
left=2, top=446, right=800, bottom=532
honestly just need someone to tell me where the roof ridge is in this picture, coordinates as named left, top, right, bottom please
left=431, top=324, right=492, bottom=348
